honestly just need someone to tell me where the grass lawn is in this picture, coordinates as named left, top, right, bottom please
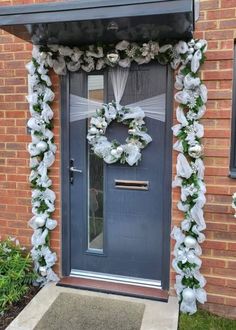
left=179, top=309, right=236, bottom=330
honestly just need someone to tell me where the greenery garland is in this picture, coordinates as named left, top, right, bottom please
left=26, top=39, right=207, bottom=314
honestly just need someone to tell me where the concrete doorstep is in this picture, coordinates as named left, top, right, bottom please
left=6, top=283, right=179, bottom=330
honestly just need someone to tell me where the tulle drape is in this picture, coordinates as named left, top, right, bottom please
left=109, top=66, right=129, bottom=105
left=70, top=67, right=166, bottom=122
left=70, top=95, right=102, bottom=122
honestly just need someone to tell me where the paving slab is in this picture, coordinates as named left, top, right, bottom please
left=6, top=283, right=179, bottom=330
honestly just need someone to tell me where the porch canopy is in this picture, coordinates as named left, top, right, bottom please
left=0, top=0, right=195, bottom=46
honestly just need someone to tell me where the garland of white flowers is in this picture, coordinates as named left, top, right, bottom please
left=26, top=39, right=207, bottom=313
left=170, top=39, right=208, bottom=315
left=26, top=51, right=59, bottom=285
left=87, top=102, right=152, bottom=166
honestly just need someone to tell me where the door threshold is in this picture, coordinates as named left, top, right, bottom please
left=57, top=276, right=169, bottom=302
left=70, top=269, right=162, bottom=289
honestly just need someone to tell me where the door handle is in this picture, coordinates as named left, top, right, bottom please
left=70, top=159, right=82, bottom=184
left=70, top=166, right=82, bottom=173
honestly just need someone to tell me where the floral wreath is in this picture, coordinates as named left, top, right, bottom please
left=26, top=39, right=208, bottom=314
left=87, top=102, right=152, bottom=166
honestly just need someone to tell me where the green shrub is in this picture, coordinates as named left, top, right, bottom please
left=0, top=237, right=36, bottom=314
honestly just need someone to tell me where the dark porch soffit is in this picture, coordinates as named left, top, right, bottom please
left=0, top=0, right=195, bottom=46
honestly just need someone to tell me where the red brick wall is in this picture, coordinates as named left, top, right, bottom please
left=0, top=0, right=236, bottom=318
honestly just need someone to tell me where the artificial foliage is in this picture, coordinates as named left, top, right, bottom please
left=0, top=238, right=36, bottom=314
left=26, top=38, right=207, bottom=314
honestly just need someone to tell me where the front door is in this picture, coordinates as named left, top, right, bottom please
left=66, top=63, right=172, bottom=288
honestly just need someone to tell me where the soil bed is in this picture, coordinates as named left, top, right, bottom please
left=0, top=286, right=40, bottom=330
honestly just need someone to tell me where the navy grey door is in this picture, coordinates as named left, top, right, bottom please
left=69, top=63, right=171, bottom=283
